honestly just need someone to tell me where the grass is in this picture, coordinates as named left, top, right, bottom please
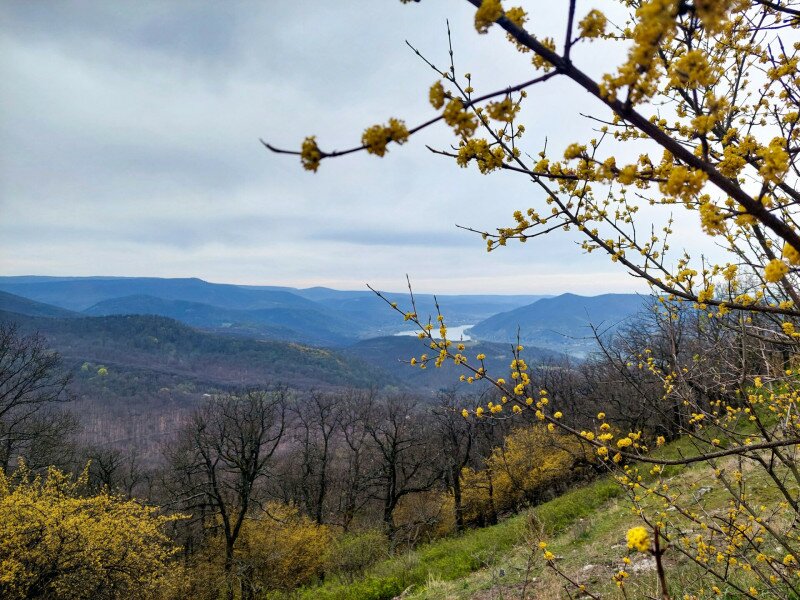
left=292, top=429, right=796, bottom=600
left=293, top=475, right=627, bottom=600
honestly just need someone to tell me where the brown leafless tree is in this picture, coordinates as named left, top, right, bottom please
left=167, top=388, right=286, bottom=600
left=364, top=394, right=441, bottom=542
left=0, top=321, right=74, bottom=473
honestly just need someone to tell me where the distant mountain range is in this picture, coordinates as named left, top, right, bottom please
left=0, top=303, right=567, bottom=397
left=0, top=276, right=652, bottom=357
left=0, top=290, right=80, bottom=319
left=0, top=276, right=548, bottom=347
left=468, top=293, right=650, bottom=355
left=82, top=294, right=356, bottom=347
left=0, top=278, right=651, bottom=453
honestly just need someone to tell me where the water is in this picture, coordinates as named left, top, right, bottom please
left=393, top=324, right=473, bottom=341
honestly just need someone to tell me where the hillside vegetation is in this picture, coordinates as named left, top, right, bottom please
left=292, top=434, right=780, bottom=600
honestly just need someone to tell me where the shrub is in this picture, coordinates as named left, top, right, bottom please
left=0, top=465, right=178, bottom=600
left=236, top=502, right=331, bottom=593
left=326, top=529, right=389, bottom=582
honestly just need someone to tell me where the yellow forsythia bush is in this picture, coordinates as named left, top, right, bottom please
left=393, top=490, right=454, bottom=544
left=461, top=425, right=594, bottom=524
left=236, top=502, right=332, bottom=592
left=0, top=465, right=179, bottom=600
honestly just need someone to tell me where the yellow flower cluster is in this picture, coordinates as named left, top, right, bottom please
left=531, top=37, right=556, bottom=72
left=578, top=9, right=607, bottom=40
left=626, top=526, right=650, bottom=552
left=698, top=197, right=726, bottom=236
left=443, top=98, right=478, bottom=139
left=784, top=242, right=800, bottom=266
left=485, top=97, right=519, bottom=123
left=429, top=81, right=446, bottom=109
left=474, top=0, right=503, bottom=34
left=669, top=49, right=715, bottom=90
left=300, top=136, right=322, bottom=172
left=599, top=0, right=679, bottom=103
left=697, top=284, right=715, bottom=304
left=456, top=138, right=505, bottom=174
left=659, top=165, right=708, bottom=202
left=693, top=0, right=742, bottom=33
left=361, top=118, right=409, bottom=157
left=756, top=137, right=789, bottom=184
left=764, top=258, right=789, bottom=283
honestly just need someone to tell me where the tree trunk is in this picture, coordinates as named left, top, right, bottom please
left=486, top=470, right=498, bottom=526
left=383, top=498, right=396, bottom=545
left=224, top=539, right=235, bottom=600
left=451, top=465, right=464, bottom=533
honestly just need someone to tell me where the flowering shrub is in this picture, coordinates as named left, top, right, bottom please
left=0, top=465, right=179, bottom=600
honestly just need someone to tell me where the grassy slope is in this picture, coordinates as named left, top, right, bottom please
left=297, top=434, right=788, bottom=600
left=294, top=476, right=625, bottom=600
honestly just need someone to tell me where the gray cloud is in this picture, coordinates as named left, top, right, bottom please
left=0, top=1, right=713, bottom=295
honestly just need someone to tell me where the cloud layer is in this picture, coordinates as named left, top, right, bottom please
left=0, top=1, right=716, bottom=294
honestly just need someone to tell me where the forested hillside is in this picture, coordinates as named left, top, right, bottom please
left=469, top=293, right=649, bottom=355
left=0, top=310, right=396, bottom=458
left=0, top=276, right=547, bottom=344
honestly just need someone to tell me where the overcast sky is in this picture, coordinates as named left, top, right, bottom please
left=0, top=1, right=716, bottom=294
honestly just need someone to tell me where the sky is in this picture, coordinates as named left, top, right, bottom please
left=0, top=1, right=717, bottom=295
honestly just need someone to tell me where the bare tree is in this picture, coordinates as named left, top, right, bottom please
left=431, top=388, right=474, bottom=533
left=364, top=394, right=441, bottom=542
left=290, top=390, right=341, bottom=524
left=168, top=388, right=286, bottom=599
left=83, top=446, right=144, bottom=497
left=0, top=322, right=73, bottom=473
left=333, top=389, right=375, bottom=532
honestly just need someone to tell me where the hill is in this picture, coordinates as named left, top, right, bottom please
left=0, top=277, right=548, bottom=340
left=468, top=293, right=650, bottom=356
left=343, top=336, right=568, bottom=394
left=0, top=309, right=399, bottom=457
left=0, top=310, right=388, bottom=391
left=84, top=294, right=358, bottom=347
left=0, top=290, right=80, bottom=318
left=292, top=436, right=731, bottom=600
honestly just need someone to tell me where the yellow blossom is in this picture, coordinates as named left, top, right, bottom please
left=626, top=526, right=650, bottom=552
left=578, top=9, right=607, bottom=39
left=300, top=136, right=322, bottom=172
left=764, top=259, right=789, bottom=283
left=429, top=81, right=446, bottom=109
left=361, top=118, right=409, bottom=157
left=784, top=242, right=800, bottom=266
left=474, top=0, right=503, bottom=34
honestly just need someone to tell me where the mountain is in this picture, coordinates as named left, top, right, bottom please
left=343, top=335, right=568, bottom=394
left=0, top=308, right=402, bottom=460
left=468, top=293, right=650, bottom=356
left=324, top=293, right=551, bottom=332
left=83, top=294, right=358, bottom=347
left=0, top=276, right=320, bottom=312
left=0, top=277, right=549, bottom=340
left=0, top=290, right=80, bottom=318
left=0, top=310, right=393, bottom=392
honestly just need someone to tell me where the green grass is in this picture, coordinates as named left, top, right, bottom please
left=291, top=429, right=795, bottom=600
left=534, top=476, right=622, bottom=535
left=292, top=475, right=626, bottom=600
